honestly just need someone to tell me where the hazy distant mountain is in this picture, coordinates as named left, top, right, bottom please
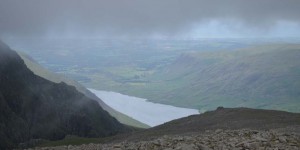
left=120, top=44, right=300, bottom=112
left=0, top=41, right=129, bottom=149
left=18, top=52, right=149, bottom=128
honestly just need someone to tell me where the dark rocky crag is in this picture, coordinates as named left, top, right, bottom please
left=0, top=40, right=128, bottom=149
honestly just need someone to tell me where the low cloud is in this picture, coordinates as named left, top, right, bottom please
left=0, top=0, right=299, bottom=38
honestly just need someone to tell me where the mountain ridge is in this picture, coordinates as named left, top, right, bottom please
left=0, top=40, right=129, bottom=149
left=17, top=51, right=149, bottom=128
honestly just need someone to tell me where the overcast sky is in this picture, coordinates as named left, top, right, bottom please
left=0, top=0, right=300, bottom=38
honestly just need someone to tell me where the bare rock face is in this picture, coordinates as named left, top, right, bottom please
left=31, top=126, right=300, bottom=150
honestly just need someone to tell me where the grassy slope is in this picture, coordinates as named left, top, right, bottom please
left=157, top=44, right=300, bottom=112
left=17, top=52, right=149, bottom=128
left=104, top=44, right=300, bottom=113
left=0, top=41, right=131, bottom=149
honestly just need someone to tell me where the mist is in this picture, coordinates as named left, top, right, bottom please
left=1, top=0, right=300, bottom=38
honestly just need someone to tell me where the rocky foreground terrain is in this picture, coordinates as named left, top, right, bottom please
left=29, top=107, right=300, bottom=150
left=30, top=126, right=300, bottom=150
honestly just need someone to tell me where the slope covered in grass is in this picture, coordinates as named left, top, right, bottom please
left=17, top=52, right=149, bottom=128
left=114, top=44, right=300, bottom=112
left=0, top=40, right=130, bottom=149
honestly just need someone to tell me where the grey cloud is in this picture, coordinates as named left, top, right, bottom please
left=0, top=0, right=299, bottom=37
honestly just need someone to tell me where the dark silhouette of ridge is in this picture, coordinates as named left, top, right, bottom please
left=0, top=40, right=129, bottom=149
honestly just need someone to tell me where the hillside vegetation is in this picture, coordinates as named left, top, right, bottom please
left=110, top=44, right=300, bottom=112
left=18, top=52, right=149, bottom=128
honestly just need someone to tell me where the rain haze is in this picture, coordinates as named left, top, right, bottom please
left=0, top=0, right=300, bottom=38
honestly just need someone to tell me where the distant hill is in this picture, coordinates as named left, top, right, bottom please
left=0, top=41, right=129, bottom=149
left=17, top=52, right=149, bottom=128
left=118, top=44, right=300, bottom=112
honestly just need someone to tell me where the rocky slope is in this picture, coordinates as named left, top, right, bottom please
left=31, top=127, right=300, bottom=150
left=119, top=107, right=300, bottom=141
left=0, top=40, right=129, bottom=149
left=31, top=107, right=300, bottom=149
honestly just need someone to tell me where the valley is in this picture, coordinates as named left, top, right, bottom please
left=6, top=38, right=300, bottom=113
left=1, top=1, right=300, bottom=149
left=112, top=44, right=300, bottom=112
left=1, top=38, right=300, bottom=149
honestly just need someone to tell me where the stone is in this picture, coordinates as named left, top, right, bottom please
left=113, top=144, right=122, bottom=148
left=248, top=142, right=260, bottom=149
left=175, top=143, right=195, bottom=150
left=278, top=136, right=287, bottom=143
left=254, top=137, right=268, bottom=142
left=197, top=144, right=211, bottom=150
left=215, top=129, right=223, bottom=134
left=67, top=145, right=73, bottom=150
left=152, top=140, right=161, bottom=146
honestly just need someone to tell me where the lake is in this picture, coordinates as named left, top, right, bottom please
left=88, top=89, right=199, bottom=127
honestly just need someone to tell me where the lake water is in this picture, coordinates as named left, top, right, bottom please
left=88, top=89, right=199, bottom=127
